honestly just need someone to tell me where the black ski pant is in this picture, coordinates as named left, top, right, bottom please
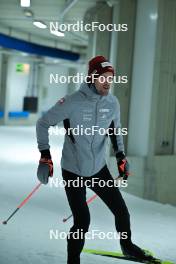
left=62, top=165, right=132, bottom=264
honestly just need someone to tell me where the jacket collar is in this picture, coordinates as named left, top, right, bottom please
left=79, top=82, right=102, bottom=99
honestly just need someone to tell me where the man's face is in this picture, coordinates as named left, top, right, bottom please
left=94, top=72, right=113, bottom=96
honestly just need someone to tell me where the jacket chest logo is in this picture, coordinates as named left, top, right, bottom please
left=99, top=108, right=110, bottom=113
left=99, top=108, right=110, bottom=120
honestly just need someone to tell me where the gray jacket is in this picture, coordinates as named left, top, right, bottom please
left=36, top=82, right=124, bottom=176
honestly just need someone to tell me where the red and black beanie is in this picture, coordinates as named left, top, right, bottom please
left=88, top=55, right=115, bottom=77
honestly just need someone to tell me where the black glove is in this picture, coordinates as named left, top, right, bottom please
left=116, top=151, right=130, bottom=180
left=37, top=149, right=53, bottom=184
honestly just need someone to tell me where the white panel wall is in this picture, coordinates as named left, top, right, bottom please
left=128, top=0, right=158, bottom=156
left=0, top=54, right=2, bottom=107
left=40, top=64, right=69, bottom=112
left=7, top=56, right=30, bottom=111
left=5, top=56, right=70, bottom=115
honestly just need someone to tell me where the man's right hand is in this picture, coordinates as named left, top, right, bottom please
left=37, top=149, right=53, bottom=184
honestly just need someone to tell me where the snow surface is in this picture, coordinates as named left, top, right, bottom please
left=0, top=126, right=176, bottom=264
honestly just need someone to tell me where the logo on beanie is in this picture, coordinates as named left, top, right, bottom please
left=101, top=62, right=113, bottom=68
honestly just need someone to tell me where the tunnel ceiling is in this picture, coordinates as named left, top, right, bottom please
left=0, top=0, right=107, bottom=54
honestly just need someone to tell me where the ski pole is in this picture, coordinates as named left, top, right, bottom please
left=2, top=182, right=42, bottom=225
left=62, top=175, right=125, bottom=223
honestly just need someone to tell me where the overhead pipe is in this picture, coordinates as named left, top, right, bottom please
left=0, top=33, right=80, bottom=61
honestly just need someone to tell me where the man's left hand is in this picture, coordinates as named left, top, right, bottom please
left=116, top=151, right=130, bottom=180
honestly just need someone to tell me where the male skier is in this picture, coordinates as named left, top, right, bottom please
left=36, top=56, right=153, bottom=264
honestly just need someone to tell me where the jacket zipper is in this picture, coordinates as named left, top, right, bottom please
left=91, top=98, right=100, bottom=173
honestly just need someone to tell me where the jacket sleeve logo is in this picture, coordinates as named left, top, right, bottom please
left=58, top=97, right=65, bottom=104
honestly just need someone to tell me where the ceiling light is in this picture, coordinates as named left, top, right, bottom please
left=20, top=0, right=30, bottom=7
left=53, top=59, right=59, bottom=63
left=24, top=9, right=33, bottom=17
left=51, top=30, right=65, bottom=37
left=107, top=1, right=113, bottom=7
left=21, top=52, right=28, bottom=56
left=33, top=21, right=47, bottom=29
left=150, top=13, right=158, bottom=20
